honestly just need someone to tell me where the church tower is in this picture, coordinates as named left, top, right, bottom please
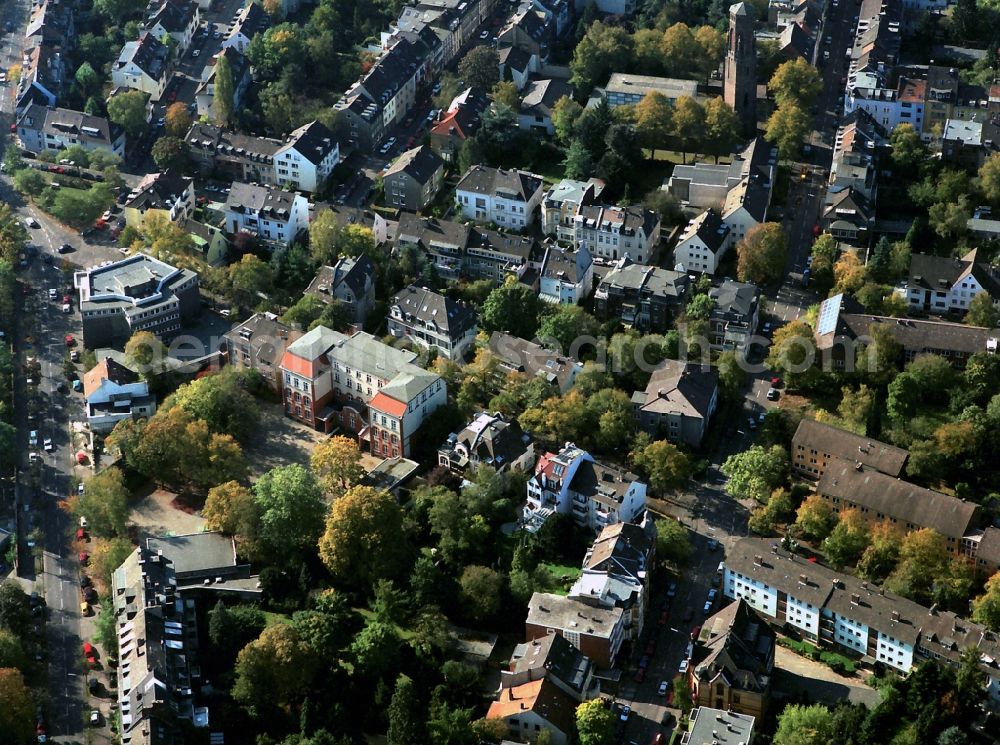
left=724, top=2, right=757, bottom=137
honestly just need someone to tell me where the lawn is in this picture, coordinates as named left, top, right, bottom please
left=538, top=562, right=582, bottom=595
left=262, top=610, right=290, bottom=628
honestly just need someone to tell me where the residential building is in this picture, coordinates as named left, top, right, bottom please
left=396, top=213, right=472, bottom=281
left=541, top=178, right=606, bottom=242
left=574, top=0, right=637, bottom=15
left=632, top=360, right=719, bottom=447
left=941, top=118, right=992, bottom=167
left=464, top=227, right=538, bottom=283
left=383, top=145, right=445, bottom=212
left=722, top=537, right=1000, bottom=699
left=682, top=708, right=756, bottom=745
left=272, top=120, right=340, bottom=193
left=842, top=73, right=924, bottom=134
left=778, top=20, right=813, bottom=61
left=525, top=592, right=626, bottom=668
left=569, top=517, right=656, bottom=640
left=303, top=255, right=376, bottom=326
left=817, top=458, right=980, bottom=554
left=593, top=260, right=689, bottom=333
left=74, top=253, right=200, bottom=348
left=486, top=677, right=576, bottom=745
left=830, top=109, right=884, bottom=203
left=720, top=172, right=771, bottom=246
left=279, top=327, right=447, bottom=456
left=708, top=279, right=760, bottom=354
left=537, top=244, right=593, bottom=305
left=689, top=600, right=774, bottom=718
left=16, top=103, right=125, bottom=158
left=147, top=0, right=199, bottom=56
left=111, top=537, right=259, bottom=745
left=429, top=86, right=489, bottom=162
left=185, top=121, right=338, bottom=193
left=518, top=77, right=574, bottom=134
left=24, top=0, right=75, bottom=48
left=223, top=312, right=301, bottom=394
left=223, top=182, right=309, bottom=247
left=195, top=47, right=252, bottom=119
left=222, top=1, right=269, bottom=54
left=523, top=443, right=647, bottom=533
left=499, top=45, right=540, bottom=90
left=604, top=73, right=700, bottom=108
left=570, top=204, right=661, bottom=265
left=791, top=419, right=908, bottom=480
left=455, top=165, right=545, bottom=229
left=497, top=4, right=551, bottom=62
left=673, top=208, right=731, bottom=275
left=898, top=248, right=1000, bottom=315
left=387, top=285, right=478, bottom=360
left=503, top=634, right=599, bottom=702
left=123, top=170, right=196, bottom=229
left=82, top=357, right=157, bottom=433
left=723, top=2, right=757, bottom=136
left=180, top=217, right=229, bottom=266
left=821, top=186, right=874, bottom=246
left=488, top=331, right=582, bottom=394
left=438, top=412, right=535, bottom=473
left=112, top=32, right=170, bottom=99
left=14, top=44, right=65, bottom=114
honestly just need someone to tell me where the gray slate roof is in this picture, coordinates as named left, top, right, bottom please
left=792, top=419, right=908, bottom=476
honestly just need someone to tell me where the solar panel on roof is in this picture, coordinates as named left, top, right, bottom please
left=816, top=294, right=843, bottom=336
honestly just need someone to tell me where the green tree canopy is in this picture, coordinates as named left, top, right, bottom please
left=253, top=464, right=326, bottom=556
left=737, top=222, right=787, bottom=285
left=773, top=703, right=835, bottom=745
left=576, top=699, right=615, bottom=745
left=481, top=276, right=541, bottom=339
left=722, top=444, right=789, bottom=501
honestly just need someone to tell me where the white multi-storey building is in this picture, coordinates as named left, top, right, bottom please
left=455, top=165, right=544, bottom=229
left=224, top=182, right=309, bottom=247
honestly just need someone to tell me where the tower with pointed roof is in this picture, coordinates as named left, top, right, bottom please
left=724, top=2, right=757, bottom=137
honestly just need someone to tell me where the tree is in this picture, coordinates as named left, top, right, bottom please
left=350, top=617, right=402, bottom=679
left=973, top=571, right=1000, bottom=631
left=672, top=673, right=692, bottom=713
left=660, top=22, right=701, bottom=77
left=570, top=22, right=634, bottom=91
left=576, top=699, right=615, bottom=745
left=766, top=320, right=815, bottom=387
left=703, top=97, right=742, bottom=160
left=458, top=46, right=500, bottom=90
left=563, top=139, right=596, bottom=180
left=309, top=208, right=342, bottom=265
left=856, top=521, right=901, bottom=583
left=837, top=385, right=874, bottom=433
left=890, top=124, right=927, bottom=174
left=228, top=253, right=274, bottom=310
left=773, top=704, right=835, bottom=745
left=884, top=528, right=951, bottom=605
left=77, top=467, right=130, bottom=538
left=721, top=444, right=788, bottom=501
left=672, top=96, right=705, bottom=162
left=75, top=61, right=100, bottom=96
left=338, top=224, right=376, bottom=258
left=387, top=674, right=424, bottom=745
left=0, top=668, right=34, bottom=744
left=822, top=508, right=870, bottom=566
left=310, top=435, right=364, bottom=496
left=833, top=250, right=867, bottom=295
left=749, top=487, right=795, bottom=534
left=253, top=465, right=325, bottom=557
left=769, top=59, right=823, bottom=108
left=164, top=369, right=260, bottom=442
left=106, top=89, right=149, bottom=140
left=151, top=136, right=189, bottom=171
left=0, top=581, right=31, bottom=637
left=585, top=388, right=634, bottom=451
left=967, top=291, right=998, bottom=327
left=213, top=50, right=236, bottom=126
left=795, top=494, right=837, bottom=541
left=428, top=703, right=476, bottom=745
left=458, top=565, right=504, bottom=623
left=717, top=350, right=746, bottom=399
left=737, top=222, right=787, bottom=285
left=208, top=601, right=266, bottom=658
left=204, top=481, right=259, bottom=542
left=766, top=101, right=810, bottom=161
left=0, top=205, right=28, bottom=266
left=13, top=168, right=46, bottom=196
left=656, top=517, right=693, bottom=566
left=694, top=25, right=726, bottom=78
left=89, top=537, right=135, bottom=590
left=538, top=305, right=601, bottom=355
left=481, top=276, right=541, bottom=338
left=319, top=486, right=408, bottom=590
left=124, top=330, right=166, bottom=377
left=232, top=623, right=317, bottom=711
left=634, top=91, right=673, bottom=152
left=633, top=439, right=692, bottom=493
left=164, top=102, right=192, bottom=138
left=980, top=151, right=1000, bottom=205
left=551, top=95, right=584, bottom=144
left=490, top=80, right=519, bottom=108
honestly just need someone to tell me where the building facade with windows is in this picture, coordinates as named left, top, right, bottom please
left=224, top=182, right=309, bottom=247
left=455, top=165, right=544, bottom=229
left=387, top=285, right=478, bottom=361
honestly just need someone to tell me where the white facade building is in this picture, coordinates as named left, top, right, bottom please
left=455, top=165, right=544, bottom=229
left=224, top=182, right=309, bottom=247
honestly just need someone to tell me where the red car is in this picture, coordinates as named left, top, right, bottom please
left=76, top=527, right=87, bottom=541
left=770, top=376, right=782, bottom=387
left=690, top=624, right=702, bottom=640
left=79, top=552, right=89, bottom=565
left=83, top=642, right=96, bottom=663
left=65, top=334, right=75, bottom=346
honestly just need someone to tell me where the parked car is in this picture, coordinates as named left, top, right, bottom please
left=657, top=680, right=669, bottom=696
left=43, top=438, right=52, bottom=452
left=57, top=243, right=71, bottom=253
left=678, top=659, right=689, bottom=674
left=666, top=581, right=677, bottom=598
left=620, top=705, right=630, bottom=721
left=767, top=387, right=780, bottom=401
left=707, top=538, right=719, bottom=552
left=639, top=655, right=651, bottom=669
left=89, top=710, right=100, bottom=726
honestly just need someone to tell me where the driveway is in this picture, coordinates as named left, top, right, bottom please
left=129, top=487, right=206, bottom=541
left=244, top=403, right=328, bottom=477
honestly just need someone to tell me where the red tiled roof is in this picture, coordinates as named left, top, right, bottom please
left=280, top=350, right=315, bottom=379
left=369, top=391, right=407, bottom=418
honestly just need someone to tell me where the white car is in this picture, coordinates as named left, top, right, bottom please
left=89, top=710, right=100, bottom=726
left=48, top=288, right=57, bottom=300
left=678, top=659, right=689, bottom=674
left=657, top=680, right=669, bottom=696
left=62, top=303, right=70, bottom=313
left=43, top=438, right=53, bottom=452
left=79, top=516, right=88, bottom=528
left=78, top=483, right=85, bottom=495
left=25, top=218, right=40, bottom=229
left=192, top=48, right=201, bottom=57
left=29, top=430, right=38, bottom=446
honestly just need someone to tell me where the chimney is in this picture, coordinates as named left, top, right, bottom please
left=798, top=574, right=808, bottom=585
left=850, top=593, right=860, bottom=605
left=891, top=610, right=900, bottom=622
